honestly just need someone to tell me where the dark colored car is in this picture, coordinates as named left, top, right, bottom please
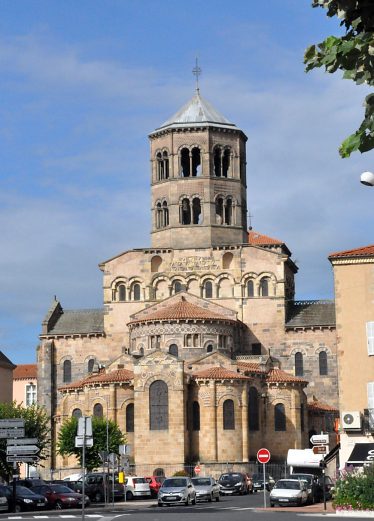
left=31, top=484, right=90, bottom=510
left=252, top=473, right=275, bottom=492
left=12, top=479, right=45, bottom=489
left=75, top=473, right=125, bottom=502
left=218, top=472, right=248, bottom=495
left=145, top=476, right=165, bottom=498
left=317, top=475, right=334, bottom=501
left=6, top=485, right=47, bottom=512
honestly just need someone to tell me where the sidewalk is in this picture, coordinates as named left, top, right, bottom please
left=264, top=501, right=335, bottom=514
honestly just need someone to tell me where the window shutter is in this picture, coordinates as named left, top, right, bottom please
left=366, top=322, right=374, bottom=355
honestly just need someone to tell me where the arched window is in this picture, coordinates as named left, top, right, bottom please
left=163, top=151, right=169, bottom=179
left=295, top=352, right=304, bottom=377
left=156, top=202, right=162, bottom=229
left=247, top=280, right=254, bottom=297
left=149, top=380, right=168, bottom=430
left=248, top=387, right=259, bottom=431
left=206, top=344, right=213, bottom=353
left=319, top=351, right=328, bottom=375
left=87, top=358, right=95, bottom=373
left=225, top=198, right=233, bottom=225
left=204, top=280, right=213, bottom=298
left=180, top=198, right=191, bottom=224
left=223, top=399, right=235, bottom=430
left=93, top=403, right=103, bottom=418
left=192, top=401, right=200, bottom=431
left=214, top=147, right=222, bottom=177
left=156, top=152, right=163, bottom=180
left=162, top=201, right=169, bottom=226
left=169, top=344, right=178, bottom=357
left=215, top=197, right=224, bottom=224
left=63, top=360, right=71, bottom=383
left=192, top=197, right=201, bottom=224
left=151, top=256, right=162, bottom=273
left=274, top=403, right=286, bottom=431
left=259, top=277, right=269, bottom=297
left=222, top=148, right=231, bottom=177
left=126, top=403, right=134, bottom=433
left=191, top=147, right=201, bottom=176
left=222, top=252, right=233, bottom=269
left=180, top=148, right=190, bottom=177
left=173, top=281, right=182, bottom=294
left=133, top=283, right=141, bottom=301
left=118, top=284, right=126, bottom=301
left=72, top=408, right=82, bottom=419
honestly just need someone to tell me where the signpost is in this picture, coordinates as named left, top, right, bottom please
left=257, top=448, right=271, bottom=508
left=7, top=438, right=38, bottom=445
left=6, top=456, right=38, bottom=463
left=7, top=445, right=39, bottom=455
left=0, top=419, right=25, bottom=439
left=313, top=445, right=327, bottom=455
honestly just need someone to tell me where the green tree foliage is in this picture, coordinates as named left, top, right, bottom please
left=0, top=402, right=50, bottom=482
left=334, top=465, right=374, bottom=510
left=305, top=0, right=374, bottom=157
left=57, top=417, right=125, bottom=472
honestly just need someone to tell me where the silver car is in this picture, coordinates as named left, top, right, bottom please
left=158, top=477, right=196, bottom=506
left=270, top=479, right=308, bottom=507
left=191, top=477, right=220, bottom=502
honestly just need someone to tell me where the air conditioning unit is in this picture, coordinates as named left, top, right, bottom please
left=342, top=411, right=362, bottom=430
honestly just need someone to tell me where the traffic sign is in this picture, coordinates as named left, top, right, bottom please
left=75, top=436, right=93, bottom=447
left=0, top=428, right=25, bottom=439
left=257, top=448, right=271, bottom=464
left=313, top=445, right=327, bottom=455
left=6, top=455, right=38, bottom=463
left=194, top=465, right=201, bottom=474
left=0, top=419, right=25, bottom=429
left=7, top=445, right=39, bottom=455
left=7, top=438, right=38, bottom=445
left=310, top=434, right=329, bottom=445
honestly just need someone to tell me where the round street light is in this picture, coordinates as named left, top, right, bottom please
left=360, top=171, right=374, bottom=186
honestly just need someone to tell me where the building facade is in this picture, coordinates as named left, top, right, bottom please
left=37, top=90, right=338, bottom=476
left=13, top=364, right=37, bottom=406
left=0, top=351, right=16, bottom=404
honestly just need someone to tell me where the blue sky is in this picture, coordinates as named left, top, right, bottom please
left=1, top=1, right=374, bottom=364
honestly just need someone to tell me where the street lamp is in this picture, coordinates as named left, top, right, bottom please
left=360, top=171, right=374, bottom=186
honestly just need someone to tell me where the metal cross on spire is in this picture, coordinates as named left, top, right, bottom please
left=192, top=57, right=202, bottom=93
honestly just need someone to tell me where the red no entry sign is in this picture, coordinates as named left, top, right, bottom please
left=257, top=448, right=271, bottom=464
left=194, top=465, right=201, bottom=474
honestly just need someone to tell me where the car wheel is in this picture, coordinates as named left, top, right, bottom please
left=126, top=491, right=134, bottom=501
left=208, top=494, right=212, bottom=502
left=94, top=492, right=102, bottom=503
left=55, top=501, right=63, bottom=510
left=192, top=496, right=196, bottom=505
left=185, top=495, right=191, bottom=506
left=15, top=504, right=22, bottom=513
left=270, top=503, right=274, bottom=508
left=215, top=495, right=220, bottom=502
left=157, top=502, right=162, bottom=507
left=250, top=489, right=253, bottom=494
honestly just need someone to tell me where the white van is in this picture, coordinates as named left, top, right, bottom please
left=124, top=476, right=151, bottom=500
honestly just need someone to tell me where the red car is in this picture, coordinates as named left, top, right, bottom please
left=31, top=484, right=90, bottom=510
left=145, top=476, right=165, bottom=498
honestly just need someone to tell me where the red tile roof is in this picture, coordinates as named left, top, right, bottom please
left=192, top=366, right=251, bottom=380
left=13, top=364, right=37, bottom=379
left=248, top=231, right=282, bottom=246
left=266, top=368, right=307, bottom=384
left=329, top=244, right=374, bottom=259
left=237, top=361, right=264, bottom=374
left=308, top=400, right=339, bottom=413
left=130, top=296, right=232, bottom=324
left=59, top=368, right=134, bottom=391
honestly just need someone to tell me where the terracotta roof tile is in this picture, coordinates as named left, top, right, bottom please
left=329, top=244, right=374, bottom=259
left=130, top=296, right=232, bottom=324
left=248, top=231, right=283, bottom=246
left=59, top=368, right=134, bottom=391
left=192, top=366, right=251, bottom=380
left=237, top=361, right=264, bottom=373
left=13, top=364, right=37, bottom=379
left=266, top=368, right=307, bottom=384
left=308, top=400, right=339, bottom=413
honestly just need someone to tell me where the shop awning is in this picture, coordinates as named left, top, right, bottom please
left=346, top=443, right=374, bottom=466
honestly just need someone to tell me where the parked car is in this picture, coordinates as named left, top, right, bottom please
left=75, top=473, right=125, bottom=502
left=145, top=476, right=165, bottom=498
left=252, top=473, right=275, bottom=492
left=31, top=484, right=90, bottom=510
left=218, top=472, right=248, bottom=495
left=245, top=473, right=254, bottom=494
left=191, top=477, right=220, bottom=502
left=7, top=485, right=47, bottom=512
left=12, top=479, right=45, bottom=489
left=157, top=477, right=196, bottom=506
left=46, top=480, right=82, bottom=493
left=270, top=479, right=308, bottom=507
left=317, top=475, right=334, bottom=501
left=289, top=473, right=320, bottom=504
left=124, top=477, right=151, bottom=500
left=0, top=487, right=9, bottom=512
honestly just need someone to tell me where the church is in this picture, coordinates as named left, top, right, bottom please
left=37, top=87, right=338, bottom=476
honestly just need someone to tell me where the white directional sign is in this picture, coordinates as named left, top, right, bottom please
left=0, top=419, right=25, bottom=429
left=7, top=445, right=39, bottom=455
left=75, top=436, right=93, bottom=448
left=310, top=434, right=329, bottom=445
left=0, top=428, right=25, bottom=439
left=6, top=455, right=38, bottom=463
left=7, top=438, right=38, bottom=445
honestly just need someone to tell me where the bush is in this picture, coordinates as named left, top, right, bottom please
left=333, top=465, right=374, bottom=511
left=173, top=470, right=189, bottom=476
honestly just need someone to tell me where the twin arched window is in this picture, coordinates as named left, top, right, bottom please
left=274, top=403, right=286, bottom=431
left=126, top=403, right=134, bottom=432
left=223, top=399, right=235, bottom=430
left=156, top=151, right=169, bottom=180
left=180, top=197, right=202, bottom=225
left=149, top=380, right=168, bottom=430
left=156, top=201, right=169, bottom=228
left=115, top=282, right=142, bottom=301
left=180, top=147, right=201, bottom=177
left=63, top=360, right=72, bottom=383
left=216, top=196, right=234, bottom=225
left=214, top=146, right=231, bottom=177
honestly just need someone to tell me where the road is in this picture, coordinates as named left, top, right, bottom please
left=0, top=493, right=350, bottom=521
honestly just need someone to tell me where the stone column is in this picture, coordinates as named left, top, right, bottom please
left=241, top=384, right=249, bottom=462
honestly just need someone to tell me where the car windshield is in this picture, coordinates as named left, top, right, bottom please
left=192, top=478, right=211, bottom=486
left=163, top=478, right=187, bottom=488
left=51, top=485, right=74, bottom=493
left=275, top=481, right=301, bottom=490
left=16, top=486, right=37, bottom=496
left=219, top=474, right=242, bottom=482
left=291, top=474, right=313, bottom=484
left=133, top=478, right=146, bottom=484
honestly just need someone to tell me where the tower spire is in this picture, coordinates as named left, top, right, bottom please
left=192, top=57, right=202, bottom=93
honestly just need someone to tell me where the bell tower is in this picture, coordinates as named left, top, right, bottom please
left=149, top=89, right=248, bottom=249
